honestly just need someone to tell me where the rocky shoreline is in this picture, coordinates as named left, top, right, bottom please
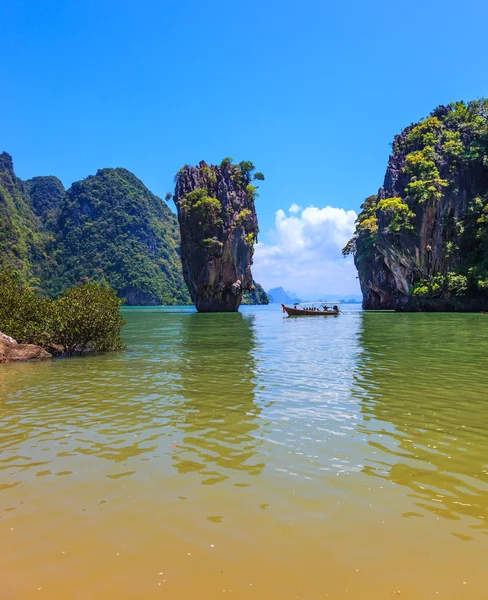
left=0, top=332, right=52, bottom=363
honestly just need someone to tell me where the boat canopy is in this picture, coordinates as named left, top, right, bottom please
left=292, top=301, right=341, bottom=306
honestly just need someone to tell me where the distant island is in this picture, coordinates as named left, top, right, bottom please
left=267, top=287, right=360, bottom=305
left=267, top=287, right=302, bottom=305
left=344, top=99, right=488, bottom=312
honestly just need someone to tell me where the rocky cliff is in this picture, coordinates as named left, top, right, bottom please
left=345, top=100, right=488, bottom=311
left=0, top=153, right=190, bottom=305
left=173, top=160, right=262, bottom=312
left=52, top=168, right=190, bottom=305
left=24, top=175, right=65, bottom=227
left=0, top=152, right=50, bottom=286
left=241, top=281, right=270, bottom=305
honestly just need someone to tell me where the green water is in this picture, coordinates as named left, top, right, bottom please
left=1, top=305, right=488, bottom=599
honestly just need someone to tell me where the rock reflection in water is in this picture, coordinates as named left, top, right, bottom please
left=169, top=312, right=265, bottom=484
left=354, top=312, right=488, bottom=535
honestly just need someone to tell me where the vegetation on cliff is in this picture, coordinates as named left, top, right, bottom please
left=24, top=175, right=65, bottom=227
left=173, top=159, right=262, bottom=312
left=0, top=272, right=125, bottom=356
left=0, top=153, right=270, bottom=309
left=50, top=168, right=190, bottom=305
left=0, top=152, right=51, bottom=288
left=242, top=281, right=270, bottom=305
left=0, top=153, right=190, bottom=305
left=345, top=99, right=488, bottom=310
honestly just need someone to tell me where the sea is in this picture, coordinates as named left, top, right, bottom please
left=1, top=304, right=487, bottom=599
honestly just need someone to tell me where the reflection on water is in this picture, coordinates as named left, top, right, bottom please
left=1, top=305, right=488, bottom=599
left=354, top=313, right=488, bottom=536
left=170, top=313, right=265, bottom=483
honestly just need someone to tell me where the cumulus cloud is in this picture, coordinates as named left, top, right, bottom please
left=253, top=204, right=360, bottom=299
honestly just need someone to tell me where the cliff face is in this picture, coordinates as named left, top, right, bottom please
left=173, top=160, right=261, bottom=312
left=0, top=152, right=50, bottom=286
left=242, top=281, right=270, bottom=305
left=347, top=100, right=488, bottom=311
left=24, top=175, right=65, bottom=227
left=0, top=153, right=191, bottom=305
left=1, top=152, right=266, bottom=308
left=53, top=168, right=190, bottom=305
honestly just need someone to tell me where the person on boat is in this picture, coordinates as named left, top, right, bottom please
left=333, top=305, right=339, bottom=312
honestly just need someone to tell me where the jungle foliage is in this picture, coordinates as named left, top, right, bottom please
left=178, top=158, right=263, bottom=253
left=0, top=272, right=125, bottom=356
left=241, top=281, right=270, bottom=305
left=343, top=99, right=488, bottom=297
left=0, top=154, right=191, bottom=305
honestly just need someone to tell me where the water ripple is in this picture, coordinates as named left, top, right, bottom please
left=1, top=306, right=488, bottom=541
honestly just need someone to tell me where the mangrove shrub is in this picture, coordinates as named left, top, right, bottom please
left=0, top=272, right=125, bottom=356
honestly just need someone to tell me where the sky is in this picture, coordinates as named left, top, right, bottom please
left=2, top=0, right=488, bottom=298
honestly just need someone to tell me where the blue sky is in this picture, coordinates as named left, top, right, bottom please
left=2, top=0, right=487, bottom=297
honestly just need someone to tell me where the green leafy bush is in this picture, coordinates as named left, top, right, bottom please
left=377, top=197, right=416, bottom=233
left=245, top=184, right=259, bottom=200
left=411, top=273, right=468, bottom=298
left=0, top=272, right=125, bottom=356
left=403, top=145, right=448, bottom=203
left=201, top=237, right=223, bottom=254
left=236, top=209, right=252, bottom=225
left=51, top=283, right=125, bottom=356
left=0, top=271, right=52, bottom=345
left=342, top=195, right=378, bottom=256
left=181, top=188, right=222, bottom=227
left=229, top=160, right=264, bottom=187
left=201, top=166, right=217, bottom=184
left=238, top=160, right=255, bottom=175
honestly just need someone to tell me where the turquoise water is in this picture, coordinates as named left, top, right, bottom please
left=1, top=304, right=488, bottom=599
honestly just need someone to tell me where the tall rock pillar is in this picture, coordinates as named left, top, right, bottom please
left=173, top=160, right=262, bottom=312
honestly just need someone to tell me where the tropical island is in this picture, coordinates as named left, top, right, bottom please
left=3, top=1, right=488, bottom=596
left=173, top=158, right=264, bottom=312
left=0, top=152, right=270, bottom=360
left=3, top=97, right=488, bottom=362
left=344, top=99, right=488, bottom=311
left=0, top=151, right=269, bottom=310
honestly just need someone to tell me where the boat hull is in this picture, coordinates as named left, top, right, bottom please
left=281, top=304, right=339, bottom=316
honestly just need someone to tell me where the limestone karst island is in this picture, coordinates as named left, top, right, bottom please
left=174, top=159, right=262, bottom=312
left=2, top=1, right=488, bottom=598
left=345, top=100, right=488, bottom=312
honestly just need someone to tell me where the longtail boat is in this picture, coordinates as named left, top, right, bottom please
left=281, top=302, right=340, bottom=316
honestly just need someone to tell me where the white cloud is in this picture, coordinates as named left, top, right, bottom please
left=253, top=204, right=360, bottom=299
